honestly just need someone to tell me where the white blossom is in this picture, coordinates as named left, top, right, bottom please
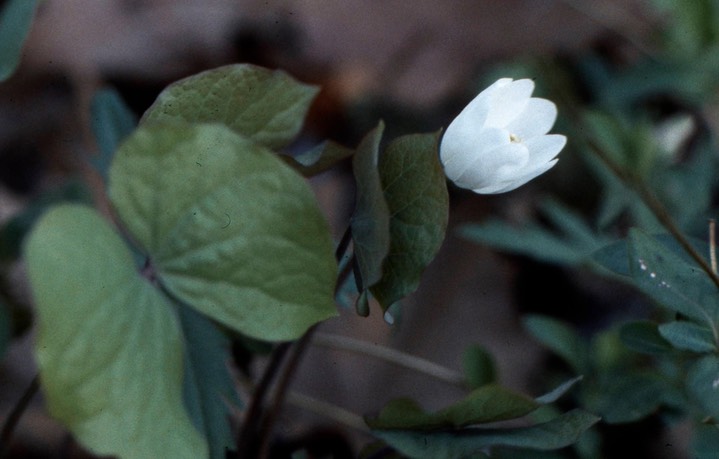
left=440, top=78, right=566, bottom=194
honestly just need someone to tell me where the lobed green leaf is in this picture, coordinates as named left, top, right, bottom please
left=141, top=64, right=318, bottom=150
left=109, top=123, right=337, bottom=341
left=24, top=205, right=207, bottom=458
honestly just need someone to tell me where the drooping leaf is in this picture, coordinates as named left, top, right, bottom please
left=366, top=385, right=540, bottom=431
left=141, top=64, right=318, bottom=150
left=0, top=0, right=39, bottom=81
left=90, top=87, right=137, bottom=181
left=109, top=123, right=337, bottom=341
left=372, top=409, right=600, bottom=459
left=523, top=315, right=588, bottom=374
left=178, top=303, right=239, bottom=459
left=350, top=123, right=390, bottom=291
left=658, top=320, right=718, bottom=353
left=619, top=321, right=673, bottom=355
left=627, top=229, right=719, bottom=326
left=687, top=355, right=719, bottom=419
left=370, top=131, right=449, bottom=309
left=24, top=205, right=208, bottom=458
left=283, top=140, right=354, bottom=177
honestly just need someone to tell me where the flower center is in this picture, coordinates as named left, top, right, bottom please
left=509, top=133, right=521, bottom=143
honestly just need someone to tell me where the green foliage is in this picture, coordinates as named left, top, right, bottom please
left=0, top=0, right=39, bottom=81
left=351, top=122, right=390, bottom=291
left=523, top=315, right=588, bottom=375
left=25, top=205, right=208, bottom=458
left=372, top=410, right=599, bottom=459
left=0, top=298, right=10, bottom=359
left=282, top=140, right=354, bottom=177
left=462, top=344, right=497, bottom=388
left=91, top=87, right=137, bottom=181
left=619, top=321, right=673, bottom=355
left=658, top=321, right=717, bottom=353
left=178, top=304, right=239, bottom=459
left=108, top=122, right=337, bottom=341
left=141, top=64, right=318, bottom=150
left=369, top=131, right=449, bottom=310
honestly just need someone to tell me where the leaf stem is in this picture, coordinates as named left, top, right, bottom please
left=312, top=332, right=466, bottom=387
left=0, top=375, right=39, bottom=459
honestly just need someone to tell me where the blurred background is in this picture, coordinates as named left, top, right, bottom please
left=0, top=0, right=712, bottom=457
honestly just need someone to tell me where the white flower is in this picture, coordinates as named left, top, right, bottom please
left=440, top=78, right=566, bottom=194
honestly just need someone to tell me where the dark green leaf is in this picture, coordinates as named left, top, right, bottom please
left=141, top=64, right=318, bottom=150
left=283, top=140, right=354, bottom=177
left=350, top=123, right=390, bottom=291
left=658, top=320, right=717, bottom=353
left=619, top=321, right=673, bottom=355
left=462, top=345, right=497, bottom=389
left=370, top=131, right=449, bottom=309
left=523, top=315, right=587, bottom=374
left=109, top=123, right=337, bottom=341
left=178, top=304, right=239, bottom=459
left=628, top=229, right=719, bottom=326
left=0, top=0, right=39, bottom=81
left=687, top=355, right=719, bottom=419
left=372, top=410, right=600, bottom=459
left=535, top=376, right=584, bottom=404
left=90, top=88, right=137, bottom=181
left=24, top=205, right=208, bottom=457
left=692, top=423, right=719, bottom=459
left=595, top=373, right=665, bottom=423
left=366, top=385, right=540, bottom=431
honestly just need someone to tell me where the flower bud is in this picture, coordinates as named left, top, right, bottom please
left=440, top=78, right=566, bottom=194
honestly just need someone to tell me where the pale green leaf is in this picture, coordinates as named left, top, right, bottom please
left=370, top=131, right=449, bottom=309
left=24, top=205, right=207, bottom=458
left=0, top=0, right=39, bottom=81
left=141, top=64, right=318, bottom=150
left=109, top=123, right=337, bottom=341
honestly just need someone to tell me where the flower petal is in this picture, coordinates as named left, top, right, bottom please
left=473, top=159, right=558, bottom=194
left=484, top=79, right=535, bottom=129
left=506, top=98, right=558, bottom=139
left=440, top=127, right=510, bottom=180
left=522, top=134, right=566, bottom=166
left=448, top=79, right=512, bottom=134
left=453, top=142, right=529, bottom=190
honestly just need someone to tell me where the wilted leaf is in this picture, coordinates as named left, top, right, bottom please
left=370, top=131, right=449, bottom=309
left=24, top=205, right=208, bottom=458
left=109, top=123, right=337, bottom=341
left=141, top=64, right=318, bottom=150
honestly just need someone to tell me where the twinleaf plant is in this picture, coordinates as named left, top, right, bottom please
left=14, top=63, right=597, bottom=459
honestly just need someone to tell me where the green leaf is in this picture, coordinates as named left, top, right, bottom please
left=619, top=321, right=673, bottom=355
left=90, top=87, right=137, bottom=181
left=350, top=122, right=390, bottom=291
left=109, top=123, right=337, bottom=341
left=462, top=345, right=497, bottom=389
left=535, top=376, right=584, bottom=405
left=366, top=385, right=540, bottom=431
left=692, top=424, right=719, bottom=459
left=178, top=304, right=239, bottom=459
left=373, top=410, right=600, bottom=459
left=628, top=229, right=719, bottom=326
left=141, top=64, right=318, bottom=150
left=658, top=321, right=717, bottom=353
left=24, top=205, right=208, bottom=458
left=282, top=140, right=354, bottom=177
left=370, top=131, right=449, bottom=309
left=523, top=315, right=587, bottom=374
left=0, top=0, right=39, bottom=82
left=595, top=373, right=665, bottom=423
left=687, top=355, right=719, bottom=419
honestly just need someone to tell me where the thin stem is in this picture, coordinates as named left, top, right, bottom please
left=0, top=375, right=39, bottom=459
left=313, top=332, right=466, bottom=388
left=235, top=342, right=291, bottom=457
left=285, top=390, right=369, bottom=434
left=585, top=139, right=719, bottom=290
left=257, top=325, right=318, bottom=459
